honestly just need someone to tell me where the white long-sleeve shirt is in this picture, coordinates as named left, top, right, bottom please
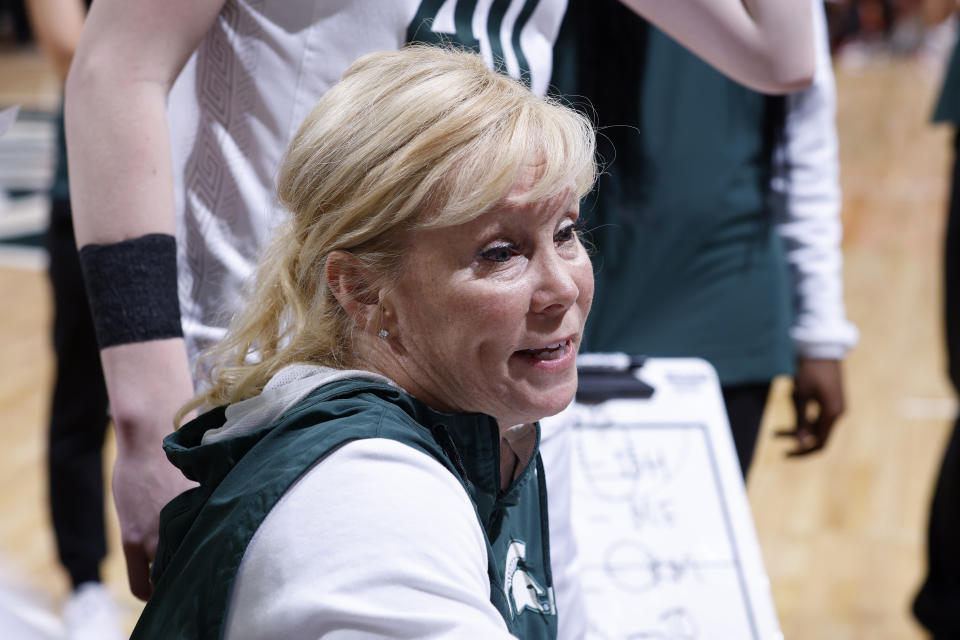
left=773, top=0, right=859, bottom=360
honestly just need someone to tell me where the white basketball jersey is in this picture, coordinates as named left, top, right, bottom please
left=167, top=0, right=569, bottom=368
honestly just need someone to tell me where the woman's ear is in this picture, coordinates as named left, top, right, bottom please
left=325, top=250, right=380, bottom=329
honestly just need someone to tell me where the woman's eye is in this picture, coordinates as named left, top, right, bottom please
left=480, top=245, right=517, bottom=263
left=555, top=222, right=580, bottom=245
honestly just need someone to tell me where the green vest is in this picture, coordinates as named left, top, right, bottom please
left=552, top=0, right=793, bottom=385
left=132, top=379, right=556, bottom=639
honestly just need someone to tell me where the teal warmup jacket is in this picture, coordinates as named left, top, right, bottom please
left=131, top=378, right=556, bottom=639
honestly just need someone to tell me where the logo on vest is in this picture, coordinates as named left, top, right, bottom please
left=504, top=540, right=555, bottom=617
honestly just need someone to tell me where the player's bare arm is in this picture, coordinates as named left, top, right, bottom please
left=621, top=0, right=815, bottom=93
left=64, top=0, right=226, bottom=599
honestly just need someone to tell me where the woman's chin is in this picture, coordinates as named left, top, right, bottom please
left=509, top=383, right=577, bottom=425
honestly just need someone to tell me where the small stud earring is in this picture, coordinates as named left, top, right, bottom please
left=378, top=328, right=389, bottom=340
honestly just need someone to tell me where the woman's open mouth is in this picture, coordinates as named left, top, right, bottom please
left=513, top=337, right=579, bottom=371
left=516, top=340, right=570, bottom=361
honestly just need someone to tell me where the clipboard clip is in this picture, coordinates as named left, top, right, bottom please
left=575, top=353, right=654, bottom=403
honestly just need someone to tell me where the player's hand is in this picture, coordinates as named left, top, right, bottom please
left=112, top=439, right=195, bottom=599
left=778, top=357, right=845, bottom=456
left=100, top=340, right=197, bottom=599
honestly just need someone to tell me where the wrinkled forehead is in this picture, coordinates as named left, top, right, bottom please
left=500, top=157, right=578, bottom=204
left=420, top=157, right=581, bottom=230
left=410, top=98, right=595, bottom=233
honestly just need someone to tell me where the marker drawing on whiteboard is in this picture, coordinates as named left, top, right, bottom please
left=574, top=430, right=675, bottom=501
left=629, top=496, right=677, bottom=530
left=601, top=540, right=703, bottom=592
left=627, top=607, right=700, bottom=640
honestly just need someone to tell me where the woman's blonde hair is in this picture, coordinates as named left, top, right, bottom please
left=179, top=45, right=596, bottom=423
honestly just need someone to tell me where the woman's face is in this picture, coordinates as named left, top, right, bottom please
left=383, top=174, right=593, bottom=427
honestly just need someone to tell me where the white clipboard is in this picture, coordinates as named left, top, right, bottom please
left=567, top=357, right=782, bottom=640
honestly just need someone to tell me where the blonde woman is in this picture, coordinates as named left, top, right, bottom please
left=130, top=46, right=595, bottom=639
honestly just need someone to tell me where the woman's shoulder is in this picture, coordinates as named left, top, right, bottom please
left=257, top=437, right=479, bottom=540
left=224, top=438, right=513, bottom=639
left=275, top=378, right=461, bottom=459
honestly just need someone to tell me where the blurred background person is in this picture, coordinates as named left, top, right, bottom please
left=825, top=0, right=950, bottom=66
left=913, top=1, right=960, bottom=637
left=551, top=0, right=858, bottom=476
left=22, top=0, right=122, bottom=638
left=828, top=0, right=898, bottom=53
left=0, top=0, right=31, bottom=44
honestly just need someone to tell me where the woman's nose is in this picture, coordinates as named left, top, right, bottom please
left=531, top=252, right=580, bottom=315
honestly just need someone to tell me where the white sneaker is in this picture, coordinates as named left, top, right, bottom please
left=63, top=582, right=124, bottom=640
